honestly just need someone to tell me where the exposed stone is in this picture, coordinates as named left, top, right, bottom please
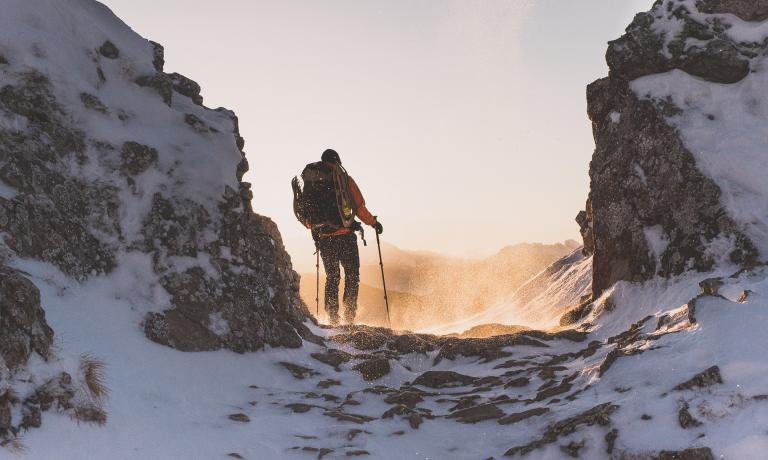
left=413, top=371, right=477, bottom=389
left=504, top=403, right=618, bottom=457
left=384, top=391, right=423, bottom=408
left=120, top=141, right=158, bottom=176
left=184, top=113, right=209, bottom=133
left=699, top=278, right=723, bottom=296
left=98, top=40, right=119, bottom=59
left=674, top=366, right=723, bottom=391
left=278, top=362, right=319, bottom=380
left=135, top=73, right=173, bottom=106
left=678, top=402, right=702, bottom=429
left=323, top=410, right=375, bottom=424
left=696, top=0, right=768, bottom=21
left=498, top=407, right=549, bottom=425
left=169, top=72, right=203, bottom=105
left=559, top=440, right=585, bottom=458
left=659, top=447, right=715, bottom=460
left=353, top=358, right=390, bottom=381
left=605, top=428, right=619, bottom=454
left=0, top=266, right=54, bottom=370
left=580, top=0, right=764, bottom=296
left=79, top=92, right=108, bottom=114
left=447, top=404, right=504, bottom=424
left=311, top=349, right=353, bottom=370
left=149, top=40, right=164, bottom=72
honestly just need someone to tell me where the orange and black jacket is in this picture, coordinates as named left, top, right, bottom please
left=304, top=171, right=376, bottom=237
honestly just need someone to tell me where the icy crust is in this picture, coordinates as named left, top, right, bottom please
left=12, top=250, right=768, bottom=459
left=627, top=0, right=768, bottom=261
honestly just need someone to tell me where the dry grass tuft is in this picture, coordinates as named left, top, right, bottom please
left=79, top=354, right=108, bottom=402
left=73, top=405, right=107, bottom=426
left=1, top=438, right=28, bottom=454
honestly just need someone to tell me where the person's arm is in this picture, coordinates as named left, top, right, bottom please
left=348, top=176, right=377, bottom=226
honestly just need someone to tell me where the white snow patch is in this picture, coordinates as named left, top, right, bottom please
left=644, top=225, right=669, bottom=275
left=208, top=312, right=230, bottom=336
left=609, top=111, right=621, bottom=123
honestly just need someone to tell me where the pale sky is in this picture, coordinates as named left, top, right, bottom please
left=101, top=0, right=650, bottom=259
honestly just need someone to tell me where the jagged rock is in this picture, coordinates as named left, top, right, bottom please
left=606, top=7, right=751, bottom=84
left=498, top=407, right=549, bottom=425
left=120, top=141, right=158, bottom=176
left=384, top=390, right=423, bottom=408
left=447, top=404, right=504, bottom=424
left=580, top=0, right=760, bottom=296
left=0, top=266, right=54, bottom=370
left=413, top=371, right=477, bottom=389
left=659, top=447, right=715, bottom=460
left=98, top=40, right=119, bottom=59
left=332, top=330, right=389, bottom=350
left=317, top=379, right=342, bottom=389
left=678, top=403, right=702, bottom=429
left=0, top=55, right=7, bottom=65
left=278, top=362, right=319, bottom=380
left=323, top=410, right=375, bottom=424
left=504, top=403, right=618, bottom=457
left=388, top=334, right=435, bottom=354
left=696, top=0, right=768, bottom=21
left=605, top=428, right=618, bottom=454
left=286, top=403, right=315, bottom=414
left=582, top=73, right=756, bottom=296
left=169, top=73, right=203, bottom=105
left=149, top=40, right=164, bottom=71
left=559, top=440, right=585, bottom=458
left=311, top=349, right=353, bottom=370
left=699, top=278, right=723, bottom=296
left=135, top=73, right=173, bottom=106
left=353, top=358, right=390, bottom=381
left=184, top=113, right=210, bottom=133
left=559, top=301, right=593, bottom=326
left=79, top=92, right=108, bottom=113
left=674, top=366, right=723, bottom=391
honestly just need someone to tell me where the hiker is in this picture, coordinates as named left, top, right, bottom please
left=292, top=149, right=383, bottom=325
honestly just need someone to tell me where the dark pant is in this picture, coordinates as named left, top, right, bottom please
left=319, top=233, right=360, bottom=322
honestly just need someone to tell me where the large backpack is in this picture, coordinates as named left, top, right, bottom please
left=292, top=161, right=356, bottom=233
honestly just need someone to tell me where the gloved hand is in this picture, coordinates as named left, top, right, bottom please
left=374, top=220, right=383, bottom=235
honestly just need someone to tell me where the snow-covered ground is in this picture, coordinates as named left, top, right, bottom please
left=10, top=250, right=768, bottom=459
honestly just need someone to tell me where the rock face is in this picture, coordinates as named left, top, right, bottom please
left=579, top=0, right=763, bottom=296
left=0, top=0, right=309, bottom=363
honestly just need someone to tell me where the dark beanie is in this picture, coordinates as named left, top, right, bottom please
left=321, top=149, right=341, bottom=165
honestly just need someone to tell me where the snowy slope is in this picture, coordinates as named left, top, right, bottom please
left=17, top=252, right=768, bottom=459
left=422, top=250, right=592, bottom=335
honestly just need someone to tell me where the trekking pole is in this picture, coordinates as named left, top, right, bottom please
left=374, top=217, right=391, bottom=329
left=315, top=247, right=320, bottom=318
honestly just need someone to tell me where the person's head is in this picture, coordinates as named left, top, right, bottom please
left=321, top=149, right=342, bottom=165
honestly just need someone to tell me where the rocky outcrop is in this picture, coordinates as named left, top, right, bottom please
left=579, top=0, right=762, bottom=296
left=0, top=0, right=309, bottom=364
left=0, top=267, right=53, bottom=371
